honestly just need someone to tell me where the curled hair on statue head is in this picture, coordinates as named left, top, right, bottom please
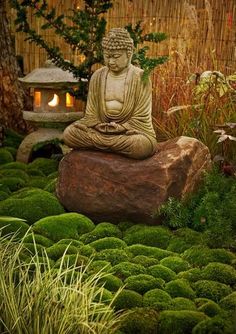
left=102, top=28, right=134, bottom=58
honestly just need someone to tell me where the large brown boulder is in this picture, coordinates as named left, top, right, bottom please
left=57, top=136, right=211, bottom=224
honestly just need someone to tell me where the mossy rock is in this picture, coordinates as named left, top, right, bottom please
left=23, top=233, right=53, bottom=247
left=171, top=297, right=197, bottom=311
left=177, top=268, right=202, bottom=282
left=160, top=256, right=190, bottom=273
left=182, top=246, right=236, bottom=267
left=113, top=289, right=143, bottom=310
left=219, top=291, right=236, bottom=311
left=192, top=316, right=235, bottom=334
left=165, top=279, right=196, bottom=299
left=33, top=213, right=94, bottom=242
left=0, top=176, right=26, bottom=191
left=80, top=222, right=122, bottom=244
left=44, top=178, right=57, bottom=193
left=119, top=307, right=159, bottom=334
left=27, top=176, right=48, bottom=189
left=201, top=262, right=236, bottom=285
left=46, top=244, right=80, bottom=261
left=143, top=288, right=172, bottom=310
left=124, top=226, right=172, bottom=249
left=167, top=237, right=191, bottom=253
left=148, top=264, right=176, bottom=282
left=124, top=274, right=164, bottom=294
left=87, top=260, right=112, bottom=274
left=89, top=237, right=127, bottom=251
left=0, top=169, right=29, bottom=182
left=94, top=248, right=132, bottom=265
left=57, top=239, right=84, bottom=248
left=27, top=158, right=59, bottom=176
left=0, top=161, right=27, bottom=171
left=0, top=191, right=9, bottom=201
left=0, top=148, right=14, bottom=165
left=0, top=216, right=29, bottom=239
left=157, top=310, right=208, bottom=334
left=99, top=274, right=123, bottom=292
left=131, top=255, right=159, bottom=267
left=55, top=254, right=88, bottom=268
left=127, top=244, right=174, bottom=260
left=113, top=261, right=146, bottom=280
left=193, top=280, right=232, bottom=302
left=0, top=189, right=65, bottom=225
left=198, top=300, right=222, bottom=317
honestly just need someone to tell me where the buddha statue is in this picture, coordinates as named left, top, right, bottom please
left=63, top=28, right=157, bottom=159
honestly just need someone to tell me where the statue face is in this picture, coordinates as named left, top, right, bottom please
left=103, top=49, right=130, bottom=74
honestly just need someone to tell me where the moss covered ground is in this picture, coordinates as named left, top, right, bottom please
left=1, top=133, right=236, bottom=333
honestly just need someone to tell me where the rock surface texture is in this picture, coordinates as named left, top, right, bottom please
left=57, top=136, right=211, bottom=224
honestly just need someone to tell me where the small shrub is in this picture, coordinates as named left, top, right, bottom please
left=113, top=289, right=143, bottom=310
left=219, top=291, right=236, bottom=311
left=113, top=262, right=146, bottom=280
left=131, top=255, right=159, bottom=267
left=160, top=256, right=190, bottom=273
left=193, top=280, right=232, bottom=302
left=143, top=288, right=172, bottom=310
left=119, top=307, right=159, bottom=334
left=127, top=244, right=174, bottom=260
left=89, top=237, right=127, bottom=251
left=27, top=158, right=59, bottom=176
left=157, top=310, right=208, bottom=334
left=46, top=244, right=80, bottom=261
left=124, top=274, right=164, bottom=294
left=124, top=226, right=172, bottom=249
left=33, top=213, right=94, bottom=242
left=0, top=148, right=14, bottom=165
left=201, top=262, right=236, bottom=285
left=165, top=279, right=196, bottom=299
left=148, top=264, right=176, bottom=282
left=171, top=297, right=197, bottom=311
left=95, top=249, right=132, bottom=265
left=0, top=189, right=65, bottom=225
left=80, top=222, right=122, bottom=244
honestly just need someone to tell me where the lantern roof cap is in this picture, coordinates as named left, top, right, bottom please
left=19, top=60, right=79, bottom=88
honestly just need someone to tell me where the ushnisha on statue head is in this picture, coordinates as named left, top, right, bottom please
left=102, top=28, right=134, bottom=74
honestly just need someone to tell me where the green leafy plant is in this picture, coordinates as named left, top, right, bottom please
left=11, top=0, right=167, bottom=100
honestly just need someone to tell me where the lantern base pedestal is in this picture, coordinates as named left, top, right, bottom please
left=16, top=128, right=68, bottom=163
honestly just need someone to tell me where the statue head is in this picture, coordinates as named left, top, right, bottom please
left=102, top=28, right=134, bottom=74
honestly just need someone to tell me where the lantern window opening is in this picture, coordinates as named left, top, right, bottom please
left=66, top=93, right=74, bottom=107
left=34, top=91, right=41, bottom=107
left=48, top=94, right=59, bottom=107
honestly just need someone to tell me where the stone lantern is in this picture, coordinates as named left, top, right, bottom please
left=16, top=60, right=84, bottom=163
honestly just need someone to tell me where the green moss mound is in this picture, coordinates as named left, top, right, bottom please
left=78, top=244, right=95, bottom=257
left=0, top=189, right=64, bottom=225
left=0, top=216, right=29, bottom=239
left=198, top=300, right=222, bottom=317
left=0, top=161, right=27, bottom=171
left=192, top=316, right=235, bottom=334
left=80, top=222, right=122, bottom=244
left=33, top=213, right=95, bottom=242
left=158, top=310, right=208, bottom=334
left=165, top=279, right=196, bottom=299
left=22, top=242, right=45, bottom=256
left=171, top=297, right=197, bottom=311
left=3, top=129, right=24, bottom=148
left=26, top=168, right=45, bottom=176
left=27, top=176, right=48, bottom=189
left=117, top=221, right=135, bottom=232
left=124, top=226, right=172, bottom=249
left=167, top=238, right=191, bottom=253
left=46, top=244, right=80, bottom=261
left=89, top=237, right=126, bottom=251
left=120, top=307, right=159, bottom=334
left=131, top=255, right=159, bottom=267
left=0, top=176, right=26, bottom=191
left=44, top=178, right=57, bottom=193
left=148, top=264, right=176, bottom=282
left=160, top=256, right=190, bottom=273
left=0, top=169, right=29, bottom=182
left=100, top=274, right=123, bottom=292
left=0, top=191, right=9, bottom=200
left=87, top=260, right=112, bottom=274
left=177, top=268, right=202, bottom=282
left=0, top=148, right=14, bottom=165
left=175, top=228, right=202, bottom=244
left=127, top=244, right=174, bottom=260
left=219, top=291, right=236, bottom=311
left=27, top=158, right=59, bottom=176
left=23, top=233, right=53, bottom=247
left=113, top=289, right=143, bottom=310
left=201, top=262, right=236, bottom=285
left=143, top=288, right=172, bottom=310
left=55, top=254, right=88, bottom=268
left=113, top=261, right=146, bottom=280
left=193, top=280, right=232, bottom=302
left=56, top=239, right=84, bottom=247
left=124, top=274, right=164, bottom=294
left=94, top=248, right=132, bottom=265
left=4, top=146, right=17, bottom=158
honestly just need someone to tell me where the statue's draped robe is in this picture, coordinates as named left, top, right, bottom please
left=63, top=64, right=157, bottom=159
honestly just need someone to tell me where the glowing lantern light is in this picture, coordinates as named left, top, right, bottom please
left=48, top=94, right=59, bottom=107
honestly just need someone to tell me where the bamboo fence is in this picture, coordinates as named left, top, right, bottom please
left=9, top=0, right=236, bottom=75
